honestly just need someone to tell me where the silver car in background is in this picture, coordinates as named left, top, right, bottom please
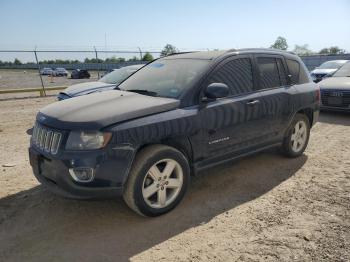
left=57, top=64, right=144, bottom=100
left=319, top=62, right=350, bottom=112
left=53, top=68, right=69, bottom=77
left=310, top=60, right=348, bottom=83
left=40, top=67, right=53, bottom=75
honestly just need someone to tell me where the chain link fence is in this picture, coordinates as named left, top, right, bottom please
left=0, top=47, right=349, bottom=98
left=0, top=48, right=164, bottom=96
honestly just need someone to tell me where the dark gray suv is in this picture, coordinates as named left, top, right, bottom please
left=29, top=49, right=320, bottom=216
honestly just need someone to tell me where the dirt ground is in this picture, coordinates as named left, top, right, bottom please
left=0, top=69, right=101, bottom=90
left=0, top=94, right=349, bottom=262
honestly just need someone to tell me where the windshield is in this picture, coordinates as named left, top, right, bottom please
left=318, top=61, right=346, bottom=69
left=333, top=62, right=350, bottom=77
left=118, top=59, right=210, bottom=98
left=99, top=67, right=138, bottom=84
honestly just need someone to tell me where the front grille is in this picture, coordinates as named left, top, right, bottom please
left=321, top=90, right=350, bottom=108
left=32, top=122, right=62, bottom=154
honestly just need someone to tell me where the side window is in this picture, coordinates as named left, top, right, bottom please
left=276, top=58, right=288, bottom=86
left=256, top=57, right=282, bottom=89
left=286, top=59, right=300, bottom=84
left=299, top=62, right=310, bottom=84
left=207, top=58, right=253, bottom=96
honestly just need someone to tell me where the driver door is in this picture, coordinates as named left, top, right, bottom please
left=197, top=55, right=264, bottom=159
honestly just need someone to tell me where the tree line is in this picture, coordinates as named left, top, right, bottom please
left=270, top=36, right=347, bottom=56
left=0, top=44, right=181, bottom=66
left=0, top=52, right=155, bottom=66
left=0, top=41, right=347, bottom=66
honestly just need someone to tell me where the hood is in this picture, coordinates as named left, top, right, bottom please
left=319, top=77, right=350, bottom=90
left=310, top=68, right=337, bottom=75
left=38, top=90, right=180, bottom=130
left=63, top=81, right=116, bottom=97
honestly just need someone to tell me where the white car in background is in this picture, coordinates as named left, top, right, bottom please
left=40, top=68, right=53, bottom=75
left=53, top=68, right=68, bottom=77
left=310, top=60, right=348, bottom=83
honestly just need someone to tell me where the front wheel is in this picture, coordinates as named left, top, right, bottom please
left=281, top=113, right=310, bottom=157
left=123, top=145, right=190, bottom=217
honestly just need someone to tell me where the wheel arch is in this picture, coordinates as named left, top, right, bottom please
left=296, top=107, right=313, bottom=127
left=136, top=137, right=193, bottom=169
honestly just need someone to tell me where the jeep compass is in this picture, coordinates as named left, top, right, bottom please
left=29, top=49, right=320, bottom=216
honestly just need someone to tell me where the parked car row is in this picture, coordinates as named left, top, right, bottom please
left=30, top=49, right=321, bottom=216
left=40, top=67, right=90, bottom=79
left=40, top=67, right=68, bottom=76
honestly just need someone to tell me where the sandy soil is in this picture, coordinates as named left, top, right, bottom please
left=0, top=69, right=101, bottom=90
left=0, top=95, right=349, bottom=262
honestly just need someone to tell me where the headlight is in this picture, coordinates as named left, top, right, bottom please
left=66, top=131, right=112, bottom=150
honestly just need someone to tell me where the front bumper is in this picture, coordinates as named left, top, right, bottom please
left=29, top=144, right=135, bottom=199
left=320, top=105, right=350, bottom=112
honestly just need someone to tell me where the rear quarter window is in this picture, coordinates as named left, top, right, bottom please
left=286, top=59, right=310, bottom=84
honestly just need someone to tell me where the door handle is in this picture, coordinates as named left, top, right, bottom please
left=246, top=100, right=260, bottom=106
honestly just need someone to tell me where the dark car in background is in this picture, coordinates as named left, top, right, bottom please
left=58, top=64, right=143, bottom=100
left=29, top=49, right=319, bottom=216
left=71, top=69, right=91, bottom=79
left=310, top=60, right=348, bottom=83
left=319, top=61, right=350, bottom=112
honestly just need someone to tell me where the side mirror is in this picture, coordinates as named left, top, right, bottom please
left=203, top=83, right=229, bottom=101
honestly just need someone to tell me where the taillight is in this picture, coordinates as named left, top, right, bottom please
left=315, top=86, right=320, bottom=102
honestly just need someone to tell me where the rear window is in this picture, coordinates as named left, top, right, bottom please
left=257, top=57, right=282, bottom=89
left=286, top=59, right=309, bottom=84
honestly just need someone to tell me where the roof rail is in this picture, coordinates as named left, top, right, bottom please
left=165, top=51, right=198, bottom=57
left=226, top=48, right=238, bottom=53
left=226, top=48, right=297, bottom=55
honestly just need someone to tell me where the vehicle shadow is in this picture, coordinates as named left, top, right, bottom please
left=0, top=151, right=307, bottom=262
left=319, top=111, right=350, bottom=126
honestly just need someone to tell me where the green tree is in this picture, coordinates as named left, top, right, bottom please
left=293, top=44, right=314, bottom=56
left=142, top=52, right=154, bottom=61
left=14, top=58, right=22, bottom=65
left=270, top=36, right=288, bottom=50
left=160, top=44, right=178, bottom=57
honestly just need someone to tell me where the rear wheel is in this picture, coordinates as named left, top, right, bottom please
left=281, top=113, right=310, bottom=157
left=123, top=145, right=190, bottom=216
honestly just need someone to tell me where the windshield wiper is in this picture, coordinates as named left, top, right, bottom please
left=125, top=89, right=158, bottom=96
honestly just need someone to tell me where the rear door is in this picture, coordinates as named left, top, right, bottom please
left=253, top=54, right=295, bottom=139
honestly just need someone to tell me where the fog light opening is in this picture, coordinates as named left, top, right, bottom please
left=69, top=167, right=94, bottom=183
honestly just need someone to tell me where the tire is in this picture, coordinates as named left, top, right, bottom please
left=281, top=113, right=310, bottom=158
left=123, top=145, right=190, bottom=217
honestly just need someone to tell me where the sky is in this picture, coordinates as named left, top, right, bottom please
left=0, top=0, right=349, bottom=62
